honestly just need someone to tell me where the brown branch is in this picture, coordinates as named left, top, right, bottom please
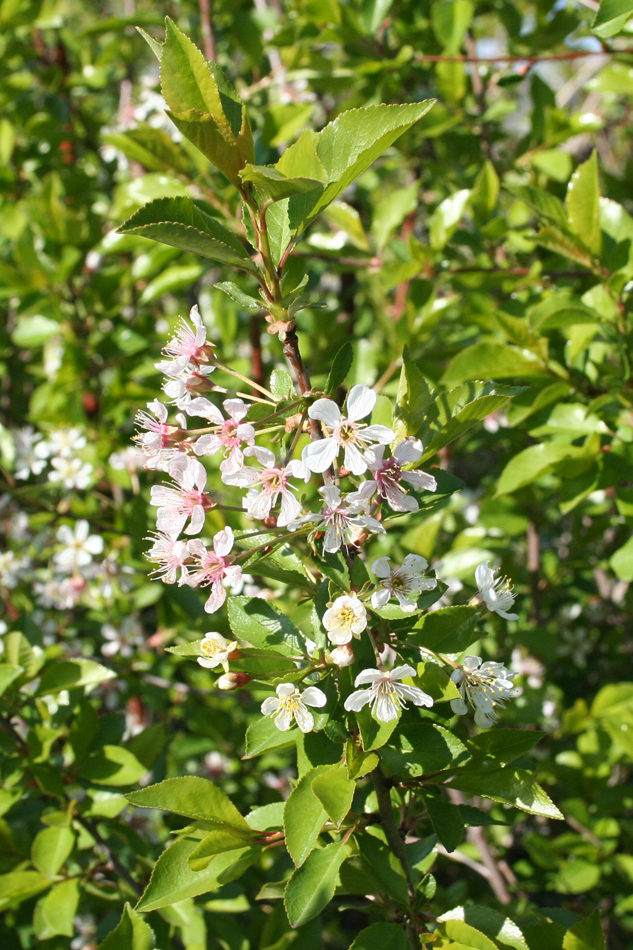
left=281, top=325, right=333, bottom=483
left=249, top=313, right=264, bottom=387
left=199, top=0, right=216, bottom=61
left=447, top=789, right=511, bottom=904
left=527, top=521, right=541, bottom=625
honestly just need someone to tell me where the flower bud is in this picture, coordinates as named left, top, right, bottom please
left=327, top=643, right=355, bottom=667
left=263, top=514, right=277, bottom=528
left=217, top=672, right=251, bottom=690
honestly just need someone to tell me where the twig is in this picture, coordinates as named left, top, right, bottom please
left=76, top=815, right=141, bottom=897
left=250, top=313, right=264, bottom=387
left=447, top=789, right=511, bottom=904
left=413, top=48, right=622, bottom=65
left=527, top=521, right=541, bottom=625
left=199, top=0, right=216, bottom=61
left=436, top=843, right=491, bottom=880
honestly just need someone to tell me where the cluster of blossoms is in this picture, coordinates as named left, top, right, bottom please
left=12, top=426, right=94, bottom=490
left=138, top=306, right=521, bottom=732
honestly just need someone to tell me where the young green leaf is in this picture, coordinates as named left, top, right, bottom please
left=31, top=826, right=75, bottom=878
left=311, top=765, right=355, bottom=826
left=284, top=765, right=330, bottom=866
left=284, top=839, right=348, bottom=927
left=33, top=878, right=79, bottom=940
left=448, top=765, right=563, bottom=819
left=243, top=716, right=297, bottom=759
left=99, top=903, right=155, bottom=950
left=82, top=746, right=148, bottom=786
left=188, top=827, right=256, bottom=871
left=240, top=164, right=324, bottom=203
left=438, top=905, right=528, bottom=950
left=566, top=152, right=601, bottom=259
left=346, top=923, right=409, bottom=950
left=423, top=791, right=464, bottom=852
left=325, top=341, right=354, bottom=395
left=36, top=658, right=115, bottom=696
left=410, top=605, right=481, bottom=653
left=592, top=0, right=633, bottom=39
left=227, top=596, right=307, bottom=656
left=126, top=776, right=249, bottom=830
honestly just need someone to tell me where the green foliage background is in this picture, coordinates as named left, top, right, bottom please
left=1, top=0, right=633, bottom=947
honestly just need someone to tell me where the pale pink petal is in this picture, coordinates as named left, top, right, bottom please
left=346, top=385, right=376, bottom=422
left=302, top=438, right=339, bottom=473
left=393, top=438, right=423, bottom=463
left=343, top=443, right=367, bottom=476
left=344, top=689, right=373, bottom=712
left=403, top=470, right=437, bottom=492
left=308, top=398, right=341, bottom=426
left=213, top=526, right=234, bottom=556
left=204, top=581, right=227, bottom=613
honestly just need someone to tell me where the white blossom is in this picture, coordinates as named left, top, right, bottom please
left=134, top=400, right=186, bottom=471
left=54, top=520, right=104, bottom=573
left=155, top=305, right=215, bottom=378
left=184, top=527, right=242, bottom=613
left=475, top=561, right=518, bottom=620
left=290, top=484, right=385, bottom=554
left=197, top=632, right=237, bottom=672
left=344, top=665, right=434, bottom=722
left=48, top=456, right=94, bottom=490
left=360, top=438, right=437, bottom=512
left=323, top=594, right=367, bottom=645
left=101, top=619, right=143, bottom=658
left=13, top=427, right=49, bottom=479
left=146, top=532, right=190, bottom=585
left=0, top=551, right=29, bottom=589
left=46, top=427, right=87, bottom=458
left=150, top=456, right=214, bottom=538
left=162, top=365, right=215, bottom=409
left=188, top=397, right=255, bottom=474
left=370, top=555, right=437, bottom=612
left=450, top=656, right=516, bottom=728
left=261, top=682, right=327, bottom=733
left=302, top=384, right=394, bottom=475
left=223, top=446, right=310, bottom=527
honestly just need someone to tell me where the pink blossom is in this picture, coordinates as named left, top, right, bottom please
left=223, top=446, right=310, bottom=526
left=145, top=532, right=190, bottom=585
left=187, top=397, right=255, bottom=475
left=290, top=485, right=385, bottom=554
left=360, top=438, right=437, bottom=512
left=134, top=400, right=186, bottom=471
left=150, top=456, right=215, bottom=538
left=155, top=305, right=216, bottom=378
left=185, top=527, right=242, bottom=613
left=162, top=366, right=215, bottom=409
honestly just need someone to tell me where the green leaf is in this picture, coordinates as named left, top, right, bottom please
left=99, top=903, right=155, bottom=950
left=592, top=0, right=633, bottom=39
left=566, top=152, right=601, bottom=258
left=0, top=664, right=23, bottom=697
left=380, top=722, right=469, bottom=778
left=563, top=910, right=606, bottom=950
left=243, top=716, right=297, bottom=759
left=33, top=878, right=79, bottom=940
left=118, top=197, right=257, bottom=272
left=346, top=741, right=380, bottom=779
left=12, top=315, right=60, bottom=348
left=81, top=746, right=147, bottom=786
left=534, top=226, right=597, bottom=270
left=420, top=383, right=522, bottom=459
left=438, top=905, right=528, bottom=950
left=319, top=551, right=351, bottom=591
left=135, top=837, right=256, bottom=912
left=136, top=26, right=163, bottom=60
left=284, top=839, right=348, bottom=927
left=609, top=536, right=633, bottom=580
left=325, top=341, right=354, bottom=395
left=36, top=658, right=115, bottom=695
left=311, top=765, right=355, bottom=826
left=240, top=164, right=324, bottom=202
left=284, top=765, right=330, bottom=866
left=355, top=706, right=399, bottom=752
left=410, top=605, right=481, bottom=653
left=467, top=730, right=545, bottom=765
left=496, top=442, right=584, bottom=495
left=393, top=346, right=433, bottom=442
left=227, top=596, right=307, bottom=656
left=346, top=923, right=409, bottom=950
left=429, top=188, right=471, bottom=249
left=506, top=184, right=569, bottom=227
left=371, top=183, right=418, bottom=250
left=0, top=871, right=51, bottom=910
left=103, top=124, right=192, bottom=175
left=270, top=369, right=295, bottom=400
left=357, top=833, right=409, bottom=905
left=31, top=826, right=75, bottom=878
left=423, top=791, right=464, bottom=852
left=188, top=827, right=256, bottom=871
left=160, top=18, right=253, bottom=185
left=471, top=161, right=500, bottom=219
left=215, top=280, right=262, bottom=309
left=126, top=777, right=249, bottom=830
left=441, top=343, right=546, bottom=386
left=437, top=919, right=499, bottom=950
left=448, top=766, right=563, bottom=819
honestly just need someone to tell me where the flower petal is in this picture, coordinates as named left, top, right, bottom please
left=343, top=688, right=373, bottom=712
left=302, top=438, right=339, bottom=473
left=346, top=385, right=376, bottom=422
left=302, top=686, right=327, bottom=708
left=308, top=398, right=341, bottom=426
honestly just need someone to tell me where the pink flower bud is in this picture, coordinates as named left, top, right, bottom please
left=328, top=643, right=355, bottom=667
left=217, top=672, right=251, bottom=690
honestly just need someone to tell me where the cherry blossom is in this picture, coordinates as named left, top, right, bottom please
left=145, top=531, right=190, bottom=585
left=223, top=446, right=310, bottom=526
left=48, top=456, right=94, bottom=490
left=184, top=527, right=242, bottom=613
left=197, top=632, right=238, bottom=672
left=360, top=438, right=437, bottom=512
left=290, top=485, right=385, bottom=554
left=450, top=656, right=516, bottom=728
left=323, top=594, right=367, bottom=645
left=0, top=551, right=29, bottom=589
left=370, top=555, right=437, bottom=612
left=187, top=397, right=255, bottom=474
left=150, top=456, right=214, bottom=538
left=13, top=427, right=49, bottom=480
left=475, top=561, right=518, bottom=620
left=54, top=520, right=104, bottom=573
left=155, top=305, right=216, bottom=378
left=162, top=365, right=215, bottom=409
left=344, top=665, right=434, bottom=722
left=134, top=400, right=186, bottom=471
left=261, top=683, right=327, bottom=732
left=47, top=427, right=87, bottom=458
left=101, top=619, right=143, bottom=658
left=302, top=384, right=394, bottom=475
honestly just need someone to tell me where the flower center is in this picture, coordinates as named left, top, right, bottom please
left=220, top=418, right=240, bottom=447
left=201, top=639, right=224, bottom=657
left=260, top=468, right=287, bottom=492
left=333, top=420, right=360, bottom=445
left=336, top=606, right=357, bottom=629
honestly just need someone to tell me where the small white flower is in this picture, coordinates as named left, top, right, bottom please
left=327, top=643, right=355, bottom=667
left=185, top=527, right=242, bottom=613
left=450, top=656, right=516, bottom=728
left=134, top=400, right=186, bottom=471
left=46, top=428, right=87, bottom=458
left=290, top=484, right=385, bottom=554
left=0, top=551, right=29, bottom=590
left=475, top=561, right=518, bottom=620
left=13, top=427, right=49, bottom=480
left=48, top=456, right=94, bottom=490
left=261, top=682, right=327, bottom=733
left=155, top=305, right=216, bottom=378
left=188, top=397, right=255, bottom=474
left=370, top=555, right=437, bottom=612
left=223, top=446, right=310, bottom=527
left=109, top=447, right=146, bottom=472
left=145, top=531, right=190, bottom=585
left=323, top=595, right=367, bottom=645
left=150, top=456, right=214, bottom=538
left=54, top=520, right=104, bottom=573
left=302, top=385, right=394, bottom=476
left=344, top=665, right=434, bottom=723
left=197, top=632, right=237, bottom=672
left=101, top=619, right=143, bottom=658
